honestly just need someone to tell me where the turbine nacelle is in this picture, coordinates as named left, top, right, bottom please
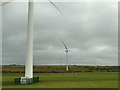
left=65, top=49, right=68, bottom=52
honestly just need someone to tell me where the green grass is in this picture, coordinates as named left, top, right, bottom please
left=2, top=72, right=118, bottom=88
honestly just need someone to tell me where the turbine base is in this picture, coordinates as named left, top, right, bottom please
left=14, top=77, right=39, bottom=85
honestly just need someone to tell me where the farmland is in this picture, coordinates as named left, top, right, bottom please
left=2, top=72, right=118, bottom=88
left=1, top=65, right=118, bottom=88
left=1, top=65, right=118, bottom=73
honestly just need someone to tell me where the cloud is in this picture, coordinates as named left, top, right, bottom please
left=2, top=2, right=118, bottom=65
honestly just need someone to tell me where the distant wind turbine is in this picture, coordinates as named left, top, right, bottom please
left=62, top=41, right=69, bottom=71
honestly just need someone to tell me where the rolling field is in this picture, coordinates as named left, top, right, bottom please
left=2, top=72, right=118, bottom=88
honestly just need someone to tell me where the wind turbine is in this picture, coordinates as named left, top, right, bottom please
left=62, top=41, right=69, bottom=71
left=1, top=0, right=63, bottom=84
left=26, top=0, right=63, bottom=81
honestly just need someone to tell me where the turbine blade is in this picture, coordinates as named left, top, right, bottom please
left=49, top=0, right=63, bottom=15
left=62, top=41, right=68, bottom=50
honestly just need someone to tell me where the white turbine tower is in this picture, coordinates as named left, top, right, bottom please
left=62, top=41, right=69, bottom=71
left=25, top=0, right=63, bottom=80
left=25, top=0, right=34, bottom=79
left=1, top=0, right=63, bottom=84
left=24, top=0, right=63, bottom=84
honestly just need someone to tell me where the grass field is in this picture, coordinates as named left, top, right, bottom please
left=2, top=72, right=118, bottom=88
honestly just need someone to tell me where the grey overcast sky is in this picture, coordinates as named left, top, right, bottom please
left=2, top=2, right=118, bottom=65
